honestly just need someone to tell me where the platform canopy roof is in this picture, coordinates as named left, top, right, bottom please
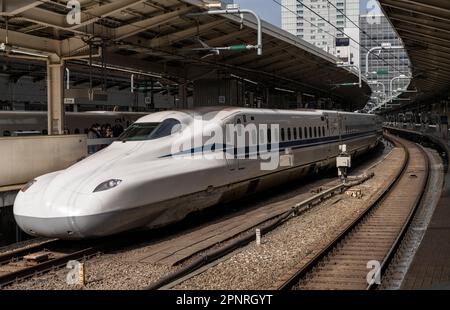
left=379, top=0, right=450, bottom=105
left=0, top=0, right=371, bottom=109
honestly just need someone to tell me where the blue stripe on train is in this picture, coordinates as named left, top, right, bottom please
left=161, top=130, right=379, bottom=158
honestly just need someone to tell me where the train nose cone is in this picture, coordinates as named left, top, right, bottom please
left=13, top=182, right=105, bottom=239
left=14, top=214, right=85, bottom=239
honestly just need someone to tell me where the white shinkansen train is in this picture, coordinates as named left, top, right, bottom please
left=14, top=107, right=383, bottom=239
left=0, top=111, right=147, bottom=136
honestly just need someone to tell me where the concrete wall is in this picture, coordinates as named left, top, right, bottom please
left=0, top=135, right=87, bottom=187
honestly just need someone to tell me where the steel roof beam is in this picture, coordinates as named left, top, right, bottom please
left=143, top=19, right=227, bottom=49
left=0, top=0, right=48, bottom=16
left=411, top=59, right=450, bottom=74
left=16, top=4, right=192, bottom=40
left=392, top=0, right=450, bottom=14
left=389, top=14, right=450, bottom=35
left=396, top=27, right=450, bottom=47
left=0, top=28, right=60, bottom=54
left=73, top=0, right=148, bottom=29
left=402, top=36, right=450, bottom=53
left=409, top=52, right=450, bottom=67
left=17, top=7, right=106, bottom=35
left=396, top=27, right=450, bottom=45
left=115, top=6, right=193, bottom=40
left=380, top=1, right=449, bottom=22
left=237, top=51, right=291, bottom=68
left=259, top=58, right=302, bottom=72
left=203, top=28, right=253, bottom=47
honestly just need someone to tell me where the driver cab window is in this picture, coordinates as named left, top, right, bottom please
left=119, top=118, right=181, bottom=142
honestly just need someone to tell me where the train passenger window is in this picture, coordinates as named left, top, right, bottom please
left=287, top=128, right=292, bottom=141
left=304, top=127, right=308, bottom=139
left=314, top=127, right=317, bottom=138
left=322, top=126, right=325, bottom=137
left=293, top=128, right=297, bottom=140
left=309, top=127, right=312, bottom=138
left=299, top=127, right=302, bottom=139
left=281, top=128, right=285, bottom=141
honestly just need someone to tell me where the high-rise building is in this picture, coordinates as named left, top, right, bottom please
left=281, top=0, right=360, bottom=65
left=360, top=14, right=411, bottom=103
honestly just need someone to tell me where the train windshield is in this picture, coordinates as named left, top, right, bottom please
left=118, top=118, right=182, bottom=142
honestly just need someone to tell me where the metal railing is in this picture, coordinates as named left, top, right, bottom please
left=384, top=122, right=449, bottom=142
left=86, top=138, right=116, bottom=154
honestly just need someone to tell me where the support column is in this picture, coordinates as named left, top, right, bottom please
left=150, top=80, right=155, bottom=110
left=47, top=55, right=65, bottom=135
left=296, top=92, right=303, bottom=108
left=178, top=80, right=188, bottom=109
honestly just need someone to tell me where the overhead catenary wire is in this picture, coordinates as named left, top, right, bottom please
left=3, top=0, right=376, bottom=104
left=324, top=0, right=410, bottom=72
left=273, top=0, right=406, bottom=75
left=18, top=0, right=352, bottom=97
left=32, top=0, right=406, bottom=78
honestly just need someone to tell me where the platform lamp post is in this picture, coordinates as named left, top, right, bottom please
left=390, top=74, right=411, bottom=104
left=365, top=43, right=404, bottom=76
left=187, top=4, right=263, bottom=56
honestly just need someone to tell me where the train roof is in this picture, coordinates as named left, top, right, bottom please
left=0, top=111, right=148, bottom=117
left=135, top=107, right=375, bottom=124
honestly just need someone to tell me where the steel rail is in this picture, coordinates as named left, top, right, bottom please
left=277, top=134, right=421, bottom=290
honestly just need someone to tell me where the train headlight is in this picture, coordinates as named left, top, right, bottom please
left=21, top=179, right=37, bottom=192
left=94, top=179, right=122, bottom=193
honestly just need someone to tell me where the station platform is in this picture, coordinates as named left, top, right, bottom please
left=384, top=127, right=450, bottom=289
left=401, top=171, right=450, bottom=289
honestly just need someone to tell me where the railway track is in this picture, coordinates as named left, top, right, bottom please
left=0, top=140, right=396, bottom=290
left=277, top=134, right=430, bottom=290
left=0, top=239, right=99, bottom=288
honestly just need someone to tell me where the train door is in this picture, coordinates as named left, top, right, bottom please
left=323, top=113, right=333, bottom=160
left=225, top=115, right=244, bottom=171
left=337, top=112, right=344, bottom=140
left=333, top=112, right=344, bottom=157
